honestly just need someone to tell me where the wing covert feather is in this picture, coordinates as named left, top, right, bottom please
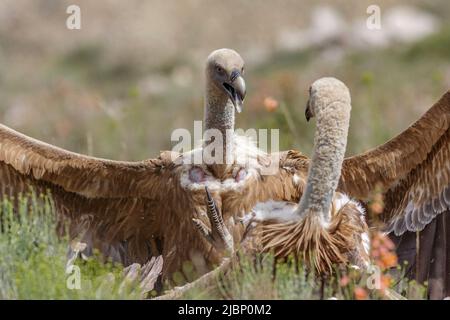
left=0, top=124, right=180, bottom=198
left=384, top=129, right=450, bottom=235
left=340, top=91, right=450, bottom=200
left=334, top=91, right=450, bottom=234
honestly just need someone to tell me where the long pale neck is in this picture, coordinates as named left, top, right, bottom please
left=203, top=83, right=235, bottom=177
left=296, top=101, right=351, bottom=223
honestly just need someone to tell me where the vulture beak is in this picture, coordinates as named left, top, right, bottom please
left=223, top=70, right=246, bottom=113
left=305, top=98, right=312, bottom=122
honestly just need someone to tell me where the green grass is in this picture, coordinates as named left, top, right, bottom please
left=0, top=193, right=428, bottom=300
left=0, top=194, right=141, bottom=299
left=183, top=254, right=427, bottom=300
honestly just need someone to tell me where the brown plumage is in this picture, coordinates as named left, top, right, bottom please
left=234, top=88, right=450, bottom=239
left=339, top=91, right=450, bottom=234
left=226, top=82, right=450, bottom=296
left=1, top=45, right=449, bottom=295
left=0, top=49, right=249, bottom=285
left=336, top=89, right=450, bottom=298
left=260, top=198, right=369, bottom=274
left=239, top=78, right=370, bottom=273
left=203, top=78, right=449, bottom=284
left=156, top=77, right=450, bottom=295
left=0, top=48, right=310, bottom=285
left=0, top=127, right=208, bottom=277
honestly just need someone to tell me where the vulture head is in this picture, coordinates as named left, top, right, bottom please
left=206, top=48, right=246, bottom=113
left=305, top=77, right=351, bottom=122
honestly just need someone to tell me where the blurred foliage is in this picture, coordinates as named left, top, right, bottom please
left=0, top=2, right=449, bottom=160
left=182, top=253, right=427, bottom=300
left=0, top=192, right=427, bottom=300
left=0, top=194, right=141, bottom=299
left=403, top=26, right=450, bottom=61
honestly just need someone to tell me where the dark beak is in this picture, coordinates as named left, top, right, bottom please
left=305, top=98, right=312, bottom=122
left=223, top=70, right=246, bottom=113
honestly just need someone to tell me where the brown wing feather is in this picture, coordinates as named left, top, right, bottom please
left=0, top=159, right=162, bottom=262
left=0, top=124, right=219, bottom=278
left=335, top=91, right=450, bottom=234
left=384, top=129, right=450, bottom=235
left=0, top=124, right=179, bottom=198
left=0, top=158, right=212, bottom=278
left=339, top=91, right=450, bottom=200
left=231, top=91, right=449, bottom=237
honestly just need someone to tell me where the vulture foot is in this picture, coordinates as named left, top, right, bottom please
left=193, top=186, right=234, bottom=255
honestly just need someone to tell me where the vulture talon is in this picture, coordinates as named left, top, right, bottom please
left=192, top=218, right=213, bottom=243
left=193, top=186, right=234, bottom=255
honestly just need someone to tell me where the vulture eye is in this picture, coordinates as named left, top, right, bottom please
left=216, top=66, right=225, bottom=74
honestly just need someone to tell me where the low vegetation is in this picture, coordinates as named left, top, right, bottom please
left=0, top=194, right=141, bottom=299
left=0, top=193, right=427, bottom=300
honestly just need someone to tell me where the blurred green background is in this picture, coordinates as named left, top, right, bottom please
left=0, top=0, right=449, bottom=160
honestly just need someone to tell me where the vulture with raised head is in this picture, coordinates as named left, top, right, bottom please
left=250, top=78, right=370, bottom=273
left=0, top=48, right=254, bottom=286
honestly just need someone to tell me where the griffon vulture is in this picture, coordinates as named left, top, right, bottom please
left=253, top=78, right=370, bottom=273
left=218, top=77, right=450, bottom=297
left=0, top=48, right=254, bottom=285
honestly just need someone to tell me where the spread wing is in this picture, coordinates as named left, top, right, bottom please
left=0, top=124, right=179, bottom=199
left=0, top=123, right=201, bottom=273
left=339, top=90, right=450, bottom=235
left=383, top=129, right=449, bottom=235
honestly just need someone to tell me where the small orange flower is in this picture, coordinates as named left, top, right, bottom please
left=379, top=274, right=392, bottom=291
left=354, top=287, right=368, bottom=300
left=369, top=184, right=384, bottom=215
left=371, top=232, right=398, bottom=269
left=377, top=274, right=394, bottom=297
left=263, top=97, right=279, bottom=112
left=379, top=246, right=388, bottom=255
left=339, top=275, right=350, bottom=287
left=381, top=252, right=398, bottom=268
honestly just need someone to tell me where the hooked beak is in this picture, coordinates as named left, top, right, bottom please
left=305, top=98, right=312, bottom=122
left=223, top=70, right=246, bottom=113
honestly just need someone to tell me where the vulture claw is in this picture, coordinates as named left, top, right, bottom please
left=192, top=218, right=214, bottom=244
left=192, top=187, right=234, bottom=255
